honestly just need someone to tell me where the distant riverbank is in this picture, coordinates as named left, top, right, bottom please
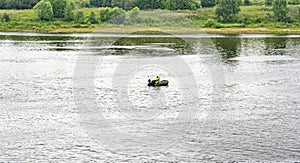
left=2, top=6, right=300, bottom=34
left=2, top=26, right=300, bottom=34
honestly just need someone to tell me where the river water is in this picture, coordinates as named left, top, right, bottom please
left=0, top=32, right=299, bottom=161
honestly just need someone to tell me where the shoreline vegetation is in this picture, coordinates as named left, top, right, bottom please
left=1, top=1, right=300, bottom=34
left=2, top=26, right=300, bottom=34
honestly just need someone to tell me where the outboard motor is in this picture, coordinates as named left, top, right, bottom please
left=147, top=79, right=155, bottom=86
left=147, top=79, right=152, bottom=86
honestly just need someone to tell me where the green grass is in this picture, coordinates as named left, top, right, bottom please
left=249, top=0, right=265, bottom=5
left=1, top=4, right=300, bottom=34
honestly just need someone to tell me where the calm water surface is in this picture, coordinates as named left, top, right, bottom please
left=0, top=32, right=299, bottom=161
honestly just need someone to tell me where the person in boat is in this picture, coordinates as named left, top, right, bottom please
left=155, top=76, right=161, bottom=83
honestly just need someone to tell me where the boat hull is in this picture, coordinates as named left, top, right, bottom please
left=148, top=80, right=169, bottom=86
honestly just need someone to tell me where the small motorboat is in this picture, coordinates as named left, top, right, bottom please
left=147, top=79, right=169, bottom=86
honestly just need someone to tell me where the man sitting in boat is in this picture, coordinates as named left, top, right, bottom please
left=147, top=76, right=168, bottom=86
left=155, top=76, right=161, bottom=83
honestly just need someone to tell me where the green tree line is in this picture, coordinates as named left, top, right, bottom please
left=1, top=0, right=299, bottom=10
left=32, top=0, right=127, bottom=23
left=89, top=0, right=200, bottom=10
left=0, top=0, right=200, bottom=10
left=0, top=0, right=40, bottom=9
left=33, top=0, right=76, bottom=21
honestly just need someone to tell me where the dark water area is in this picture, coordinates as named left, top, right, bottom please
left=0, top=32, right=299, bottom=161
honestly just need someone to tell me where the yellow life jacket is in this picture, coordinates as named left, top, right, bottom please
left=156, top=76, right=161, bottom=83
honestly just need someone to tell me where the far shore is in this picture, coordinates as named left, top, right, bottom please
left=2, top=27, right=300, bottom=34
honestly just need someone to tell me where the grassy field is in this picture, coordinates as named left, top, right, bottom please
left=1, top=4, right=300, bottom=34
